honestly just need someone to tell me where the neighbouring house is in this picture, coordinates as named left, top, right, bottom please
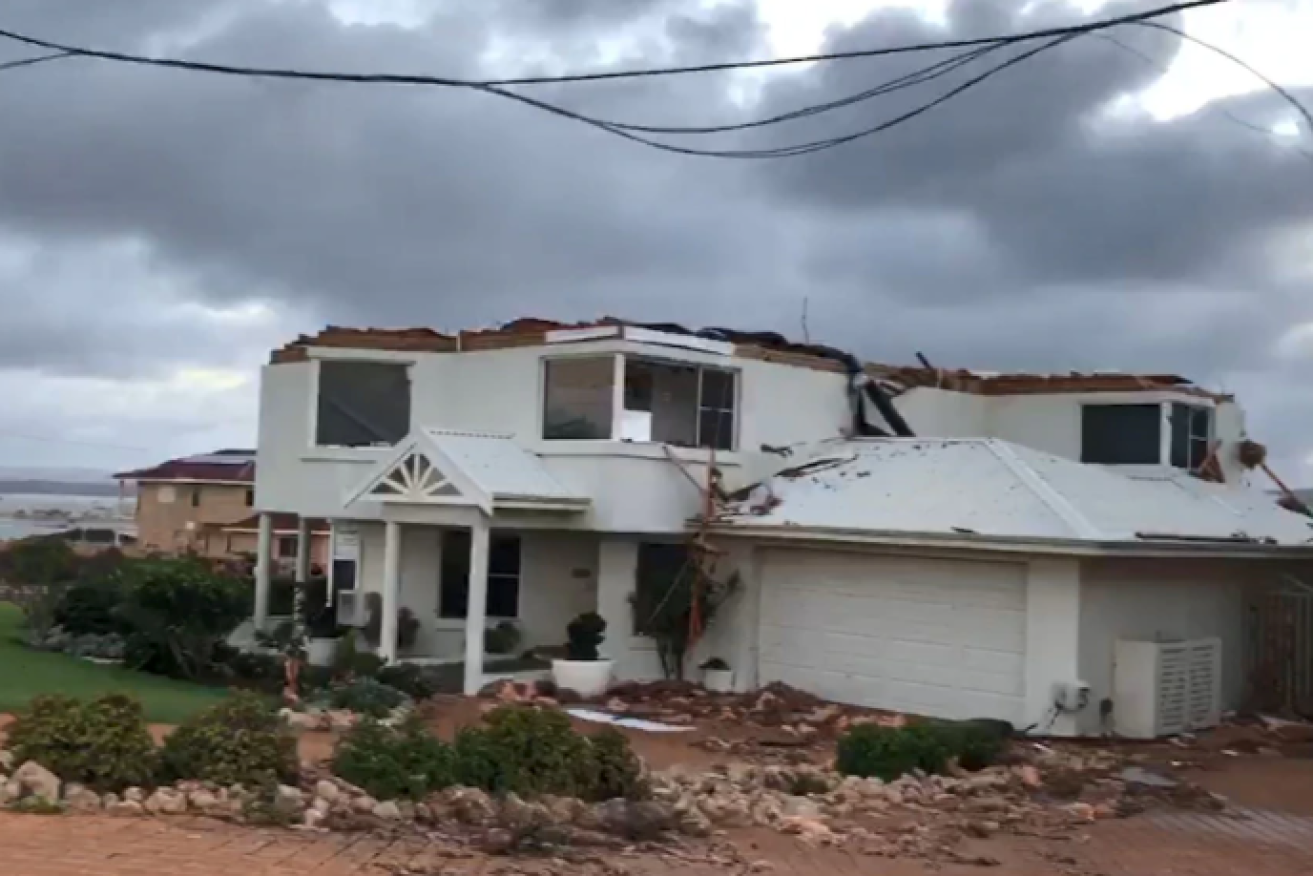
left=249, top=319, right=1313, bottom=735
left=115, top=450, right=329, bottom=568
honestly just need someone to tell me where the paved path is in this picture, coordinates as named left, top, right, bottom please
left=3, top=810, right=1313, bottom=876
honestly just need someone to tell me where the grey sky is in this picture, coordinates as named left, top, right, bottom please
left=0, top=0, right=1309, bottom=483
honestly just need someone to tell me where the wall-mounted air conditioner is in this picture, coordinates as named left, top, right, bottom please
left=1113, top=637, right=1222, bottom=739
left=336, top=590, right=370, bottom=628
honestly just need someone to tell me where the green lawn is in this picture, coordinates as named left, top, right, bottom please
left=0, top=603, right=229, bottom=724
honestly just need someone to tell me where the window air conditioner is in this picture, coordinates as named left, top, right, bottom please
left=1113, top=638, right=1222, bottom=739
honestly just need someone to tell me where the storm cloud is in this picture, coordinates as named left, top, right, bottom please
left=0, top=0, right=1309, bottom=477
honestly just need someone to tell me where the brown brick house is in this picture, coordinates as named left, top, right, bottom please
left=114, top=450, right=328, bottom=566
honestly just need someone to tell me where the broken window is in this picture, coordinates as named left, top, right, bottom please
left=1170, top=404, right=1213, bottom=470
left=439, top=530, right=521, bottom=619
left=1080, top=404, right=1162, bottom=465
left=315, top=361, right=411, bottom=448
left=543, top=357, right=614, bottom=440
left=621, top=358, right=736, bottom=450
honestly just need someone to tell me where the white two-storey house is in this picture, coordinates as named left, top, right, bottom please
left=251, top=319, right=1313, bottom=736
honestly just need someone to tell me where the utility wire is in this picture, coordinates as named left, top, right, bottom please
left=0, top=50, right=71, bottom=72
left=0, top=0, right=1225, bottom=88
left=1093, top=29, right=1313, bottom=163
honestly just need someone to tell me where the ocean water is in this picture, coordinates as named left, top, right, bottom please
left=0, top=493, right=134, bottom=543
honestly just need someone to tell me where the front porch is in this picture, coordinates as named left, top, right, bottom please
left=251, top=428, right=599, bottom=693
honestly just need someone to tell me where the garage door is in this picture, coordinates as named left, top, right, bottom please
left=759, top=548, right=1027, bottom=724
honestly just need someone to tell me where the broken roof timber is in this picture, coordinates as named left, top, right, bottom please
left=268, top=318, right=1227, bottom=400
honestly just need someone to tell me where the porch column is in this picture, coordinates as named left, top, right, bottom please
left=294, top=517, right=311, bottom=583
left=463, top=514, right=491, bottom=695
left=380, top=520, right=401, bottom=663
left=253, top=512, right=273, bottom=630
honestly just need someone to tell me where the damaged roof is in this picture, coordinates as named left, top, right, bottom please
left=268, top=318, right=1226, bottom=399
left=714, top=438, right=1313, bottom=554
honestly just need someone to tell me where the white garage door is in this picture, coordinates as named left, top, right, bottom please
left=759, top=548, right=1027, bottom=724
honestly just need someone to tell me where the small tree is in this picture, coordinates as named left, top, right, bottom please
left=0, top=537, right=81, bottom=638
left=633, top=553, right=739, bottom=681
left=566, top=611, right=607, bottom=661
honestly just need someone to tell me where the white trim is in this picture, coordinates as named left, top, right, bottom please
left=547, top=326, right=621, bottom=344
left=306, top=347, right=426, bottom=363
left=622, top=326, right=735, bottom=357
left=1158, top=402, right=1173, bottom=467
left=610, top=353, right=626, bottom=441
left=536, top=441, right=742, bottom=466
left=130, top=478, right=253, bottom=487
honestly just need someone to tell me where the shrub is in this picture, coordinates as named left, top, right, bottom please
left=159, top=692, right=297, bottom=787
left=453, top=706, right=596, bottom=798
left=333, top=629, right=386, bottom=679
left=214, top=643, right=285, bottom=692
left=0, top=538, right=81, bottom=637
left=116, top=557, right=250, bottom=680
left=484, top=621, right=522, bottom=656
left=328, top=677, right=409, bottom=718
left=7, top=694, right=157, bottom=792
left=54, top=580, right=124, bottom=636
left=331, top=715, right=454, bottom=800
left=836, top=723, right=951, bottom=781
left=303, top=578, right=339, bottom=639
left=565, top=612, right=607, bottom=661
left=588, top=728, right=647, bottom=801
left=376, top=663, right=438, bottom=701
left=932, top=719, right=1008, bottom=772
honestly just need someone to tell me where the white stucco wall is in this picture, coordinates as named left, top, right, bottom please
left=1076, top=558, right=1254, bottom=736
left=893, top=388, right=989, bottom=438
left=256, top=340, right=853, bottom=530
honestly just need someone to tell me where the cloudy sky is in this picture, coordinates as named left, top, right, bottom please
left=0, top=0, right=1309, bottom=482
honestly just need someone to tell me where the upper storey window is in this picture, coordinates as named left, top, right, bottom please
left=316, top=361, right=411, bottom=447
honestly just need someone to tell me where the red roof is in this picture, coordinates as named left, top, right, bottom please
left=220, top=514, right=331, bottom=534
left=115, top=452, right=255, bottom=484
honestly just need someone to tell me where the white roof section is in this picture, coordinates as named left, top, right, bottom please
left=344, top=429, right=588, bottom=514
left=715, top=438, right=1313, bottom=553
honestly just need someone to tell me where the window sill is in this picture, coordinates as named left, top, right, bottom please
left=433, top=617, right=517, bottom=628
left=537, top=441, right=741, bottom=466
left=301, top=446, right=392, bottom=464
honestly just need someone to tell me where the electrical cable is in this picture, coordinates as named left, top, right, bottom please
left=0, top=1, right=1225, bottom=87
left=0, top=50, right=71, bottom=72
left=1093, top=29, right=1313, bottom=163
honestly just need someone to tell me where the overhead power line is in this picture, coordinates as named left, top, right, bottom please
left=0, top=50, right=70, bottom=72
left=0, top=0, right=1225, bottom=88
left=6, top=0, right=1298, bottom=162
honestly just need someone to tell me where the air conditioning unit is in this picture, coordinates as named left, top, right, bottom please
left=336, top=590, right=370, bottom=628
left=1113, top=638, right=1222, bottom=739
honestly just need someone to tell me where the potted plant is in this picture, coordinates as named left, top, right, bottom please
left=551, top=611, right=613, bottom=697
left=699, top=657, right=734, bottom=693
left=304, top=578, right=341, bottom=668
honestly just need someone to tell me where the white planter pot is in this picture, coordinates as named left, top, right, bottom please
left=551, top=658, right=615, bottom=698
left=307, top=637, right=340, bottom=668
left=703, top=668, right=734, bottom=693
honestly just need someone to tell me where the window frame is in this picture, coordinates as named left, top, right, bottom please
left=438, top=530, right=522, bottom=621
left=1170, top=403, right=1214, bottom=471
left=311, top=357, right=414, bottom=450
left=1079, top=402, right=1165, bottom=466
left=540, top=352, right=739, bottom=450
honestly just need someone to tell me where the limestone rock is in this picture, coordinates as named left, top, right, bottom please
left=145, top=789, right=188, bottom=815
left=314, top=779, right=340, bottom=804
left=499, top=793, right=552, bottom=833
left=481, top=827, right=517, bottom=855
left=123, top=787, right=146, bottom=804
left=594, top=798, right=674, bottom=841
left=372, top=800, right=402, bottom=821
left=352, top=794, right=379, bottom=814
left=445, top=787, right=497, bottom=825
left=0, top=749, right=13, bottom=771
left=0, top=778, right=21, bottom=805
left=64, top=784, right=102, bottom=813
left=107, top=800, right=145, bottom=816
left=188, top=790, right=219, bottom=811
left=15, top=761, right=61, bottom=802
left=302, top=807, right=327, bottom=830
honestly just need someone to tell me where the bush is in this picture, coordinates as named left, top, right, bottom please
left=159, top=692, right=297, bottom=787
left=333, top=630, right=386, bottom=680
left=453, top=706, right=596, bottom=798
left=214, top=643, right=285, bottom=692
left=376, top=663, right=438, bottom=701
left=484, top=621, right=522, bottom=656
left=931, top=719, right=1008, bottom=772
left=116, top=557, right=250, bottom=680
left=0, top=538, right=81, bottom=637
left=54, top=580, right=124, bottom=636
left=588, top=728, right=647, bottom=801
left=331, top=715, right=454, bottom=800
left=7, top=694, right=157, bottom=792
left=836, top=723, right=951, bottom=781
left=565, top=612, right=607, bottom=661
left=328, top=678, right=409, bottom=718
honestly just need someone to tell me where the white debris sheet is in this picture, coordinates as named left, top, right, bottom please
left=566, top=707, right=697, bottom=733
